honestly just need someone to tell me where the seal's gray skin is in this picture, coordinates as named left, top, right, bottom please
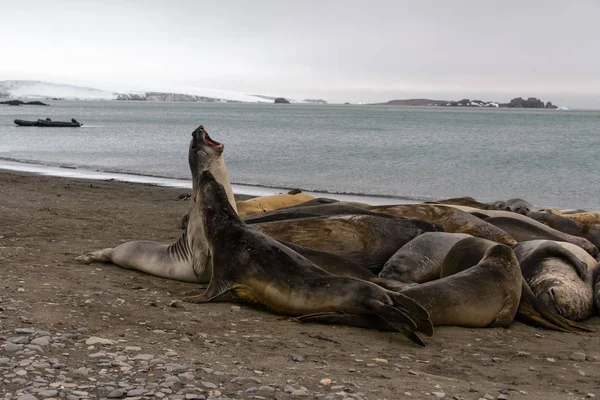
left=515, top=240, right=596, bottom=321
left=378, top=232, right=471, bottom=284
left=253, top=214, right=440, bottom=272
left=76, top=125, right=236, bottom=282
left=424, top=197, right=490, bottom=209
left=242, top=203, right=392, bottom=225
left=184, top=170, right=434, bottom=346
left=594, top=265, right=600, bottom=311
left=527, top=211, right=600, bottom=250
left=470, top=209, right=599, bottom=259
left=440, top=237, right=591, bottom=332
left=299, top=245, right=522, bottom=329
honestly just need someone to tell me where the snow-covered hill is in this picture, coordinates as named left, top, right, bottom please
left=0, top=80, right=117, bottom=100
left=0, top=80, right=310, bottom=104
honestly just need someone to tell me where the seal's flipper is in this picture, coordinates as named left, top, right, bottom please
left=75, top=248, right=113, bottom=264
left=296, top=313, right=426, bottom=347
left=183, top=278, right=233, bottom=304
left=388, top=293, right=434, bottom=337
left=368, top=277, right=417, bottom=292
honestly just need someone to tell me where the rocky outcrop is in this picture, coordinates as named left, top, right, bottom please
left=274, top=97, right=290, bottom=104
left=502, top=97, right=557, bottom=109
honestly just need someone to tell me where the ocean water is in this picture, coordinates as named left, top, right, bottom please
left=0, top=100, right=598, bottom=209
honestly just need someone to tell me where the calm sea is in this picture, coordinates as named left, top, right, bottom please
left=0, top=100, right=598, bottom=209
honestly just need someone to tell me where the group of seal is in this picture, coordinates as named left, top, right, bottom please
left=78, top=124, right=600, bottom=347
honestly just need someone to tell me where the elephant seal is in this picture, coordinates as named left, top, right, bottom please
left=547, top=209, right=600, bottom=228
left=425, top=196, right=490, bottom=209
left=253, top=214, right=440, bottom=271
left=243, top=203, right=394, bottom=225
left=527, top=211, right=600, bottom=250
left=76, top=125, right=236, bottom=282
left=466, top=209, right=599, bottom=258
left=440, top=237, right=590, bottom=332
left=488, top=198, right=534, bottom=215
left=515, top=240, right=597, bottom=321
left=236, top=191, right=316, bottom=217
left=378, top=232, right=472, bottom=284
left=299, top=244, right=522, bottom=329
left=184, top=170, right=434, bottom=346
left=365, top=204, right=517, bottom=245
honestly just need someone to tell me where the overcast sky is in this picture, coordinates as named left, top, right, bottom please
left=1, top=0, right=599, bottom=107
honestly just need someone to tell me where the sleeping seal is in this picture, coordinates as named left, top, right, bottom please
left=253, top=213, right=440, bottom=271
left=365, top=204, right=517, bottom=245
left=237, top=191, right=315, bottom=217
left=528, top=211, right=600, bottom=249
left=440, top=237, right=591, bottom=332
left=464, top=209, right=599, bottom=258
left=299, top=244, right=523, bottom=329
left=378, top=232, right=472, bottom=284
left=184, top=170, right=434, bottom=346
left=514, top=240, right=599, bottom=321
left=76, top=125, right=236, bottom=282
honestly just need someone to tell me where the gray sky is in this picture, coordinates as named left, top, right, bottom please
left=1, top=0, right=599, bottom=107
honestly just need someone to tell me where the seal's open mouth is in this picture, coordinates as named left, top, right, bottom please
left=203, top=130, right=221, bottom=148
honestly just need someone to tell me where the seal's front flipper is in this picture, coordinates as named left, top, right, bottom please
left=75, top=248, right=113, bottom=264
left=183, top=278, right=233, bottom=304
left=368, top=277, right=417, bottom=292
left=296, top=312, right=426, bottom=346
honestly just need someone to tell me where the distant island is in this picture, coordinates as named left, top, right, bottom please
left=0, top=100, right=49, bottom=106
left=374, top=97, right=558, bottom=109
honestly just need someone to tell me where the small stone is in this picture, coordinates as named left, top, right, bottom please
left=133, top=354, right=154, bottom=361
left=291, top=389, right=309, bottom=397
left=153, top=330, right=166, bottom=334
left=570, top=352, right=586, bottom=361
left=432, top=392, right=445, bottom=399
left=586, top=394, right=595, bottom=398
left=497, top=395, right=508, bottom=400
left=17, top=395, right=38, bottom=400
left=320, top=378, right=332, bottom=385
left=284, top=385, right=296, bottom=393
left=291, top=354, right=304, bottom=362
left=86, top=336, right=115, bottom=345
left=107, top=389, right=124, bottom=398
left=38, top=390, right=59, bottom=399
left=125, top=346, right=142, bottom=352
left=73, top=367, right=89, bottom=376
left=546, top=358, right=556, bottom=363
left=4, top=342, right=24, bottom=351
left=230, top=305, right=241, bottom=312
left=258, top=386, right=275, bottom=394
left=373, top=358, right=388, bottom=364
left=201, top=382, right=218, bottom=389
left=31, top=337, right=51, bottom=346
left=127, top=388, right=146, bottom=397
left=483, top=395, right=494, bottom=400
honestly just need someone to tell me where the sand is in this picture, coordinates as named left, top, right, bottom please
left=0, top=170, right=599, bottom=400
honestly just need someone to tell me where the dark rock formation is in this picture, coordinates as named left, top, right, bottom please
left=545, top=101, right=558, bottom=109
left=1, top=100, right=49, bottom=106
left=274, top=97, right=290, bottom=104
left=502, top=97, right=551, bottom=108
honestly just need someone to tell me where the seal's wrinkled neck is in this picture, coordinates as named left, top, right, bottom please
left=197, top=171, right=243, bottom=241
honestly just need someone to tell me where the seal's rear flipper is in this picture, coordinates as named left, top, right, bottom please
left=517, top=279, right=594, bottom=333
left=295, top=313, right=426, bottom=347
left=389, top=293, right=434, bottom=337
left=75, top=248, right=113, bottom=264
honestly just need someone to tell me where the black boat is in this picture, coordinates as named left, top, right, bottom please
left=14, top=118, right=83, bottom=127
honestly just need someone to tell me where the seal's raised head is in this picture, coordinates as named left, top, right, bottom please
left=189, top=125, right=224, bottom=172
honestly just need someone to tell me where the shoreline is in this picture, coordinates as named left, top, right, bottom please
left=0, top=159, right=417, bottom=206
